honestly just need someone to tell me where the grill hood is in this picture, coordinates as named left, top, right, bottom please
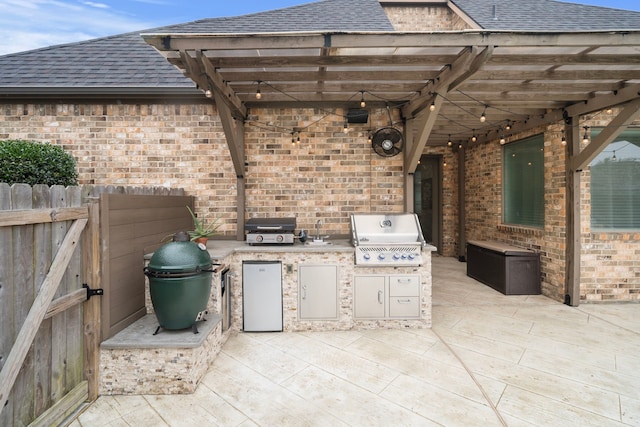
left=350, top=213, right=426, bottom=247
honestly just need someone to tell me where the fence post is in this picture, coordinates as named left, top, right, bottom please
left=82, top=200, right=101, bottom=401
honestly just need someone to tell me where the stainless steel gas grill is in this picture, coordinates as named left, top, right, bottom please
left=350, top=213, right=426, bottom=266
left=245, top=217, right=296, bottom=245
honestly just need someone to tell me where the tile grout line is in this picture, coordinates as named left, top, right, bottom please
left=432, top=329, right=508, bottom=427
left=576, top=307, right=640, bottom=336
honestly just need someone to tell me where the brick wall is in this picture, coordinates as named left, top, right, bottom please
left=0, top=102, right=407, bottom=238
left=245, top=107, right=404, bottom=236
left=383, top=5, right=472, bottom=31
left=462, top=118, right=640, bottom=302
left=579, top=111, right=640, bottom=302
left=0, top=102, right=238, bottom=233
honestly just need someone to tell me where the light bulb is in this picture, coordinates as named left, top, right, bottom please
left=447, top=135, right=452, bottom=147
left=429, top=101, right=436, bottom=112
left=582, top=126, right=590, bottom=144
left=500, top=135, right=506, bottom=144
left=343, top=122, right=349, bottom=133
left=204, top=89, right=213, bottom=98
left=255, top=89, right=262, bottom=100
left=480, top=110, right=486, bottom=123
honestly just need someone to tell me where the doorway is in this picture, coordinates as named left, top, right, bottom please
left=414, top=155, right=442, bottom=254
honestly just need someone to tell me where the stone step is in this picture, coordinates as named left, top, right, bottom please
left=99, top=313, right=226, bottom=395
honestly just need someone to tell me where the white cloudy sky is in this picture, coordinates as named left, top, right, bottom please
left=0, top=0, right=638, bottom=56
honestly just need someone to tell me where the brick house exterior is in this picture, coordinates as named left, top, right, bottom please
left=1, top=0, right=639, bottom=302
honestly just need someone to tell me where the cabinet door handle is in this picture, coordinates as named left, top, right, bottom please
left=397, top=299, right=412, bottom=304
left=302, top=284, right=307, bottom=300
left=378, top=290, right=383, bottom=304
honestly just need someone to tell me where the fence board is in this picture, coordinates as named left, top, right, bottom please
left=11, top=183, right=36, bottom=425
left=50, top=186, right=68, bottom=406
left=0, top=183, right=14, bottom=427
left=65, top=187, right=84, bottom=391
left=33, top=184, right=53, bottom=418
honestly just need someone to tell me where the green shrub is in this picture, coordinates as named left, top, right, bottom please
left=0, top=139, right=78, bottom=186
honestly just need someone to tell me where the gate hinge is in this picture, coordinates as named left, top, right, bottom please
left=83, top=283, right=104, bottom=300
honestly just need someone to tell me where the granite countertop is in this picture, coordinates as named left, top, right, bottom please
left=204, top=239, right=437, bottom=261
left=205, top=238, right=355, bottom=260
left=146, top=238, right=437, bottom=261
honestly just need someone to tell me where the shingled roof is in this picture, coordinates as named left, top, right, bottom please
left=452, top=0, right=640, bottom=30
left=1, top=0, right=639, bottom=95
left=0, top=0, right=393, bottom=94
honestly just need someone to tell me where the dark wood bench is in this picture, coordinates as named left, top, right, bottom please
left=466, top=240, right=541, bottom=295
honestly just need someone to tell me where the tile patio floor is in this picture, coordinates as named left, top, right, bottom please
left=69, top=256, right=640, bottom=426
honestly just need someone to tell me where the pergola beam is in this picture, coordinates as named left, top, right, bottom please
left=572, top=97, right=640, bottom=171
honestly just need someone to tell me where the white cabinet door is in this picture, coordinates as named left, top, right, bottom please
left=299, top=265, right=338, bottom=320
left=354, top=275, right=385, bottom=318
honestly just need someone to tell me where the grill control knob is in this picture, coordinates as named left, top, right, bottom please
left=363, top=253, right=371, bottom=261
left=393, top=253, right=401, bottom=260
left=276, top=234, right=284, bottom=243
left=407, top=253, right=415, bottom=260
left=378, top=253, right=386, bottom=261
left=255, top=234, right=263, bottom=242
left=401, top=254, right=407, bottom=259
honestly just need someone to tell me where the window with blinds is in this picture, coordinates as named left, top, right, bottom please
left=590, top=128, right=640, bottom=230
left=503, top=134, right=545, bottom=228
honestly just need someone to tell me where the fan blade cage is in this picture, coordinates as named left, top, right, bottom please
left=371, top=127, right=404, bottom=157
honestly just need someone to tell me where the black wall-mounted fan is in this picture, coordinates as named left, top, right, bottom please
left=371, top=126, right=404, bottom=157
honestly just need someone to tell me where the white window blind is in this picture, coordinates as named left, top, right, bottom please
left=590, top=128, right=640, bottom=230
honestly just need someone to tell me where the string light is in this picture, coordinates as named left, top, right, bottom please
left=612, top=150, right=617, bottom=161
left=471, top=130, right=477, bottom=143
left=561, top=131, right=567, bottom=146
left=447, top=135, right=452, bottom=147
left=204, top=89, right=213, bottom=98
left=255, top=81, right=262, bottom=100
left=343, top=121, right=349, bottom=134
left=360, top=91, right=366, bottom=108
left=582, top=126, right=590, bottom=144
left=480, top=106, right=487, bottom=123
left=505, top=121, right=512, bottom=131
left=500, top=135, right=506, bottom=144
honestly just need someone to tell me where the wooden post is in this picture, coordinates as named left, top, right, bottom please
left=457, top=146, right=467, bottom=261
left=565, top=118, right=581, bottom=306
left=82, top=201, right=101, bottom=401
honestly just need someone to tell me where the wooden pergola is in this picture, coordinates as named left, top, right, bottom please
left=143, top=30, right=640, bottom=305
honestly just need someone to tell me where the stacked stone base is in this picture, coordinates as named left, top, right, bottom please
left=99, top=314, right=227, bottom=395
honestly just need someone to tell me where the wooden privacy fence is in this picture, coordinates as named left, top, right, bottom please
left=0, top=183, right=100, bottom=427
left=0, top=183, right=190, bottom=426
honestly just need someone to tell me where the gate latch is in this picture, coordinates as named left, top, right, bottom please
left=83, top=283, right=104, bottom=300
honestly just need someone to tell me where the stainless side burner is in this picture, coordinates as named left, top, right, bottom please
left=350, top=213, right=426, bottom=266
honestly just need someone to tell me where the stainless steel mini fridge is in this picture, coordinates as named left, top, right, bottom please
left=242, top=261, right=283, bottom=331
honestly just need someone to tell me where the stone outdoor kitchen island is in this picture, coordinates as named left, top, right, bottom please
left=99, top=239, right=435, bottom=395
